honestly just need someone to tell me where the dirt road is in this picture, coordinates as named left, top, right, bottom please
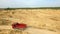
left=0, top=25, right=59, bottom=34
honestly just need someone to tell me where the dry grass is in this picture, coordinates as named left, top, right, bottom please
left=0, top=9, right=60, bottom=34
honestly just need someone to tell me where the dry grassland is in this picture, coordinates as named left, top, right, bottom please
left=0, top=9, right=60, bottom=34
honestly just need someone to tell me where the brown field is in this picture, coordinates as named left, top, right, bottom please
left=0, top=9, right=60, bottom=34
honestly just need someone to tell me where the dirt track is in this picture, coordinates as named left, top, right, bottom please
left=0, top=25, right=58, bottom=34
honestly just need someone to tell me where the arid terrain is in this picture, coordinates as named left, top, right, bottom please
left=0, top=9, right=60, bottom=34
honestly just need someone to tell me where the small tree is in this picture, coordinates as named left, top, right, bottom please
left=4, top=7, right=15, bottom=10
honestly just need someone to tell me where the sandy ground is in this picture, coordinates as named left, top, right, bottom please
left=0, top=9, right=60, bottom=34
left=0, top=25, right=58, bottom=34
